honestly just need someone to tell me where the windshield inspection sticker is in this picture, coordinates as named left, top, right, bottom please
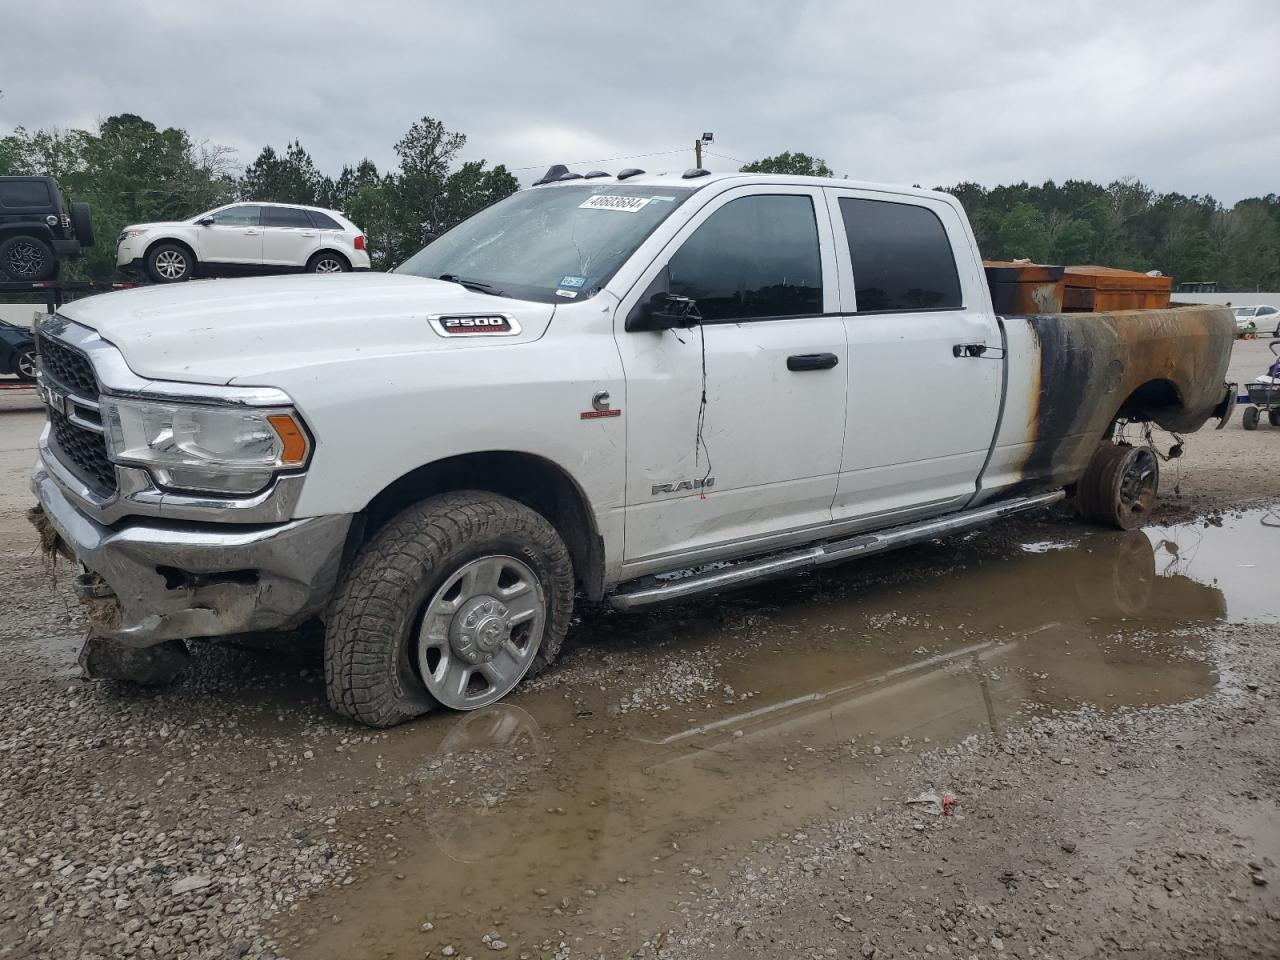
left=559, top=275, right=587, bottom=288
left=555, top=289, right=579, bottom=298
left=580, top=194, right=652, bottom=213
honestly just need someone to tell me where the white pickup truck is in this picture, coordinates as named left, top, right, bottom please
left=29, top=169, right=1235, bottom=726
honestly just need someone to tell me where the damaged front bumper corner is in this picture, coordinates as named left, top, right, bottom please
left=30, top=466, right=352, bottom=675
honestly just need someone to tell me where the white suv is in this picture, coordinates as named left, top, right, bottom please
left=116, top=202, right=371, bottom=283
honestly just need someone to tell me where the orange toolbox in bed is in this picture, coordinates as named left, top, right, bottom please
left=1061, top=265, right=1171, bottom=312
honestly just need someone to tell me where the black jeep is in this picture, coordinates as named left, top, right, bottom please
left=0, top=177, right=95, bottom=281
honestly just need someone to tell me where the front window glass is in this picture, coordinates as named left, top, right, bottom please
left=209, top=205, right=262, bottom=227
left=1233, top=307, right=1257, bottom=317
left=396, top=185, right=695, bottom=303
left=667, top=195, right=823, bottom=322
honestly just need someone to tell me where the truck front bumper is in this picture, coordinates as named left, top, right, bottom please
left=31, top=465, right=352, bottom=651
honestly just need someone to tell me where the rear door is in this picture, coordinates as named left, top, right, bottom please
left=197, top=205, right=264, bottom=265
left=262, top=206, right=321, bottom=266
left=825, top=189, right=1002, bottom=527
left=616, top=186, right=848, bottom=572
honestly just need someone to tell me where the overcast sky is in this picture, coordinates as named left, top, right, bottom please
left=3, top=0, right=1277, bottom=203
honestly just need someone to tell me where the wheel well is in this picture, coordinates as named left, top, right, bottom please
left=360, top=451, right=605, bottom=600
left=1114, top=378, right=1183, bottom=424
left=309, top=249, right=350, bottom=268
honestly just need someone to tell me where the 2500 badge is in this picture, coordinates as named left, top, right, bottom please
left=429, top=314, right=520, bottom=337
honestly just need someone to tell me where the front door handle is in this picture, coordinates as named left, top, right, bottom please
left=244, top=229, right=260, bottom=236
left=952, top=343, right=988, bottom=358
left=787, top=352, right=839, bottom=371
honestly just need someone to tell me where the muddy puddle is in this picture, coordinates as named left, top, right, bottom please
left=271, top=508, right=1278, bottom=959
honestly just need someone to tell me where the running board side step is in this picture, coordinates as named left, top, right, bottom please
left=609, top=491, right=1066, bottom=611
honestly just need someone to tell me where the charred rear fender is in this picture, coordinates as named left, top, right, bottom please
left=1001, top=304, right=1234, bottom=495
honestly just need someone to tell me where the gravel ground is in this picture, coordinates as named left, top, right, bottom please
left=1, top=337, right=1278, bottom=959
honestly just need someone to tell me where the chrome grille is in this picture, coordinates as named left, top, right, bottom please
left=36, top=331, right=116, bottom=498
left=49, top=409, right=116, bottom=497
left=36, top=331, right=99, bottom=399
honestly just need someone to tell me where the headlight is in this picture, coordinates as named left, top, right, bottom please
left=101, top=397, right=310, bottom=495
left=119, top=229, right=148, bottom=241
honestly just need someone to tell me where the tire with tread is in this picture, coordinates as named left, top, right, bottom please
left=307, top=251, right=350, bottom=273
left=69, top=202, right=96, bottom=247
left=146, top=242, right=195, bottom=283
left=1269, top=409, right=1280, bottom=428
left=1243, top=406, right=1260, bottom=431
left=0, top=235, right=56, bottom=281
left=1074, top=442, right=1159, bottom=530
left=324, top=491, right=574, bottom=727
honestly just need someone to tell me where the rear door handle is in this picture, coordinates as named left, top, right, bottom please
left=787, top=353, right=839, bottom=371
left=952, top=343, right=987, bottom=358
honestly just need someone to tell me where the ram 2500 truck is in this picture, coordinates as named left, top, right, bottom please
left=28, top=171, right=1235, bottom=726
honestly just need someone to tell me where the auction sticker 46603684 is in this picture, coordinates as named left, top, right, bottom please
left=579, top=195, right=652, bottom=213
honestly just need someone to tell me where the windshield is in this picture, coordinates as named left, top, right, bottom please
left=396, top=184, right=696, bottom=303
left=1233, top=307, right=1256, bottom=316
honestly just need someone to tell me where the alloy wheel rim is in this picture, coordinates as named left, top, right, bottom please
left=155, top=250, right=187, bottom=279
left=416, top=554, right=545, bottom=710
left=314, top=258, right=343, bottom=273
left=17, top=351, right=36, bottom=378
left=7, top=241, right=46, bottom=278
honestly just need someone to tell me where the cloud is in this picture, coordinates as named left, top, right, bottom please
left=2, top=0, right=1276, bottom=202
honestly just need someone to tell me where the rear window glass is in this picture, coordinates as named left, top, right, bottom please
left=0, top=180, right=52, bottom=208
left=309, top=211, right=342, bottom=229
left=839, top=198, right=962, bottom=313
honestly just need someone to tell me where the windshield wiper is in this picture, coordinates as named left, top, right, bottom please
left=437, top=274, right=505, bottom=297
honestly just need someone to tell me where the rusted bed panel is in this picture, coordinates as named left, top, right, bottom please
left=992, top=303, right=1233, bottom=497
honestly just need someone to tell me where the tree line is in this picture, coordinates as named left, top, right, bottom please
left=0, top=113, right=516, bottom=276
left=2, top=115, right=1276, bottom=290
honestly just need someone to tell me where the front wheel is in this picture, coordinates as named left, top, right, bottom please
left=14, top=347, right=37, bottom=383
left=1075, top=443, right=1159, bottom=530
left=1243, top=406, right=1260, bottom=431
left=324, top=492, right=574, bottom=727
left=146, top=242, right=195, bottom=283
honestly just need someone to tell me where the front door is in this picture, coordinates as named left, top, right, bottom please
left=262, top=205, right=320, bottom=266
left=616, top=187, right=848, bottom=573
left=825, top=189, right=1003, bottom=526
left=197, top=204, right=264, bottom=265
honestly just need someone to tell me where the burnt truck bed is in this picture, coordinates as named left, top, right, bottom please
left=982, top=303, right=1235, bottom=500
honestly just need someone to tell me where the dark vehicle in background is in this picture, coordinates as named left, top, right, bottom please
left=0, top=318, right=36, bottom=382
left=0, top=176, right=96, bottom=281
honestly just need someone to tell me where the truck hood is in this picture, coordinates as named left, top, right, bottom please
left=58, top=273, right=557, bottom=385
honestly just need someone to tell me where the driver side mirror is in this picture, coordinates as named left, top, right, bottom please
left=625, top=267, right=702, bottom=332
left=196, top=216, right=215, bottom=227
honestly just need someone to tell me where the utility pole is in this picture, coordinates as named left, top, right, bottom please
left=695, top=132, right=714, bottom=169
